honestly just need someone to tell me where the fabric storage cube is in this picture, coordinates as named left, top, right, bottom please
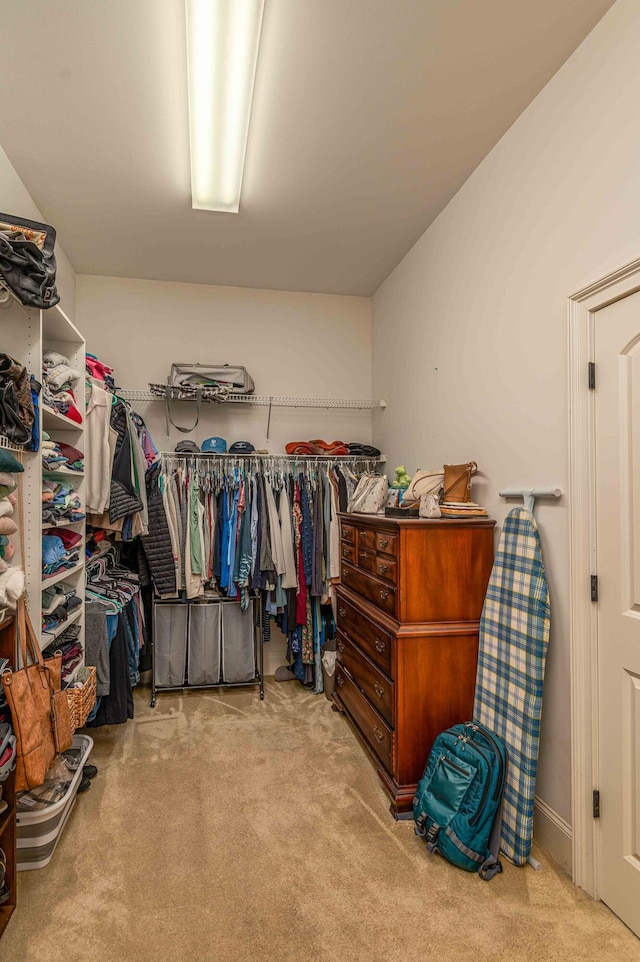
left=188, top=601, right=221, bottom=685
left=153, top=602, right=188, bottom=688
left=221, top=602, right=255, bottom=683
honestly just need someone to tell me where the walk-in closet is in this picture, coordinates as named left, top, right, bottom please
left=0, top=1, right=638, bottom=960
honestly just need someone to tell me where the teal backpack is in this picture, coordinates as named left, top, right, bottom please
left=413, top=722, right=508, bottom=881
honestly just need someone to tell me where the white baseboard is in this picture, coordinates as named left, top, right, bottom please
left=533, top=795, right=573, bottom=875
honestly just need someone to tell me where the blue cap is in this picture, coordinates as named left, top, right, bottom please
left=228, top=441, right=255, bottom=454
left=201, top=437, right=227, bottom=454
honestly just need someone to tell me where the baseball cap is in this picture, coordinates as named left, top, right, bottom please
left=175, top=441, right=199, bottom=454
left=228, top=441, right=255, bottom=454
left=201, top=437, right=227, bottom=454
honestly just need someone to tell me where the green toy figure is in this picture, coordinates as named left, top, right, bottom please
left=390, top=465, right=412, bottom=489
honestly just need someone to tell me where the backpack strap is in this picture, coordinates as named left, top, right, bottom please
left=478, top=752, right=509, bottom=881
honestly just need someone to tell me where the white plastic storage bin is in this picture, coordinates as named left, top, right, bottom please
left=16, top=733, right=93, bottom=871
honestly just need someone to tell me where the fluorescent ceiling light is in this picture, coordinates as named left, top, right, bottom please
left=186, top=0, right=265, bottom=212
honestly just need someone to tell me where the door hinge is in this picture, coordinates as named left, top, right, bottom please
left=593, top=789, right=600, bottom=819
left=591, top=574, right=598, bottom=602
left=588, top=362, right=596, bottom=389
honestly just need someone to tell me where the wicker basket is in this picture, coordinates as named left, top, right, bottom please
left=66, top=666, right=97, bottom=731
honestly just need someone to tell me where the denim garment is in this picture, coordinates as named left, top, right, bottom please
left=299, top=477, right=313, bottom=587
left=220, top=489, right=230, bottom=589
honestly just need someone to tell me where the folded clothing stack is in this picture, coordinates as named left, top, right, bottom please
left=42, top=477, right=85, bottom=525
left=285, top=439, right=349, bottom=456
left=42, top=529, right=82, bottom=579
left=285, top=439, right=381, bottom=457
left=43, top=622, right=83, bottom=681
left=41, top=432, right=84, bottom=473
left=41, top=581, right=82, bottom=635
left=86, top=353, right=116, bottom=393
left=42, top=350, right=83, bottom=423
left=439, top=501, right=489, bottom=519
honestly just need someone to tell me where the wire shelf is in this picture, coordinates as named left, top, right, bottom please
left=119, top=389, right=386, bottom=409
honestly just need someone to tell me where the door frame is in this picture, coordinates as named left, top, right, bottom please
left=568, top=255, right=640, bottom=897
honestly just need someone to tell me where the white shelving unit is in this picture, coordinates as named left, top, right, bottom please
left=1, top=297, right=86, bottom=670
left=120, top=389, right=386, bottom=409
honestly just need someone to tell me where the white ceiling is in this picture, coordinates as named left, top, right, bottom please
left=1, top=0, right=614, bottom=296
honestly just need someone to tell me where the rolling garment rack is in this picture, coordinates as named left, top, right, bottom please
left=151, top=593, right=264, bottom=707
left=151, top=450, right=385, bottom=707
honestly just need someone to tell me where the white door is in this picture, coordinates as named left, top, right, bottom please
left=595, top=290, right=640, bottom=936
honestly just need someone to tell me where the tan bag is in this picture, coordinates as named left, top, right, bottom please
left=1, top=596, right=73, bottom=792
left=441, top=462, right=478, bottom=504
left=401, top=469, right=444, bottom=507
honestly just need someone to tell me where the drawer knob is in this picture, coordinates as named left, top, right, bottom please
left=337, top=675, right=344, bottom=687
left=375, top=637, right=385, bottom=653
left=337, top=641, right=345, bottom=653
left=379, top=538, right=389, bottom=548
left=373, top=726, right=384, bottom=743
left=360, top=550, right=369, bottom=558
left=374, top=682, right=384, bottom=698
left=343, top=548, right=349, bottom=558
left=379, top=588, right=389, bottom=601
left=339, top=607, right=347, bottom=618
left=343, top=569, right=350, bottom=578
left=378, top=563, right=388, bottom=574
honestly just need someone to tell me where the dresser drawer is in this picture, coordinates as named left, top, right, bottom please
left=336, top=591, right=393, bottom=675
left=358, top=528, right=376, bottom=549
left=375, top=532, right=398, bottom=557
left=337, top=630, right=394, bottom=726
left=341, top=522, right=356, bottom=545
left=357, top=547, right=376, bottom=572
left=341, top=562, right=396, bottom=617
left=374, top=555, right=397, bottom=585
left=341, top=543, right=355, bottom=565
left=335, top=664, right=393, bottom=772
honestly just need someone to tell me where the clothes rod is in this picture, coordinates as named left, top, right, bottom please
left=499, top=487, right=562, bottom=514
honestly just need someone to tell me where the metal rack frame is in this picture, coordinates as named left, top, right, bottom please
left=120, top=389, right=387, bottom=409
left=150, top=594, right=264, bottom=707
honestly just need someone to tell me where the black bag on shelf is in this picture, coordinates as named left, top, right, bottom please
left=0, top=353, right=34, bottom=446
left=0, top=213, right=60, bottom=310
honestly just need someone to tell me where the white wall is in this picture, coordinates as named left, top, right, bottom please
left=372, top=0, right=640, bottom=862
left=77, top=274, right=373, bottom=673
left=0, top=145, right=76, bottom=318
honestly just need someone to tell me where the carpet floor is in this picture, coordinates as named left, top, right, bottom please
left=2, top=680, right=640, bottom=962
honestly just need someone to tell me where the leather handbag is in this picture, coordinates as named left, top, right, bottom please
left=1, top=596, right=72, bottom=792
left=441, top=462, right=478, bottom=503
left=0, top=213, right=59, bottom=309
left=347, top=474, right=388, bottom=514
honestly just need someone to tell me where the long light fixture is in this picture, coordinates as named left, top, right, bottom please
left=185, top=0, right=265, bottom=212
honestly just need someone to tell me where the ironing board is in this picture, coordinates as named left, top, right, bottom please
left=473, top=506, right=550, bottom=865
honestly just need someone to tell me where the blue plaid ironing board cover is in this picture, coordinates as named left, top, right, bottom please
left=473, top=506, right=550, bottom=865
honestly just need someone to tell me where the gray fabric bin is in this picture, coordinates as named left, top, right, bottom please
left=221, top=603, right=255, bottom=683
left=188, top=602, right=221, bottom=685
left=154, top=603, right=188, bottom=688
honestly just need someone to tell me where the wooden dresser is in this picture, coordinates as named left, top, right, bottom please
left=334, top=512, right=495, bottom=818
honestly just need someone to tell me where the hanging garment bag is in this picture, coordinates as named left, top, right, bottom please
left=153, top=603, right=188, bottom=688
left=188, top=602, right=221, bottom=686
left=472, top=506, right=550, bottom=865
left=221, top=602, right=255, bottom=684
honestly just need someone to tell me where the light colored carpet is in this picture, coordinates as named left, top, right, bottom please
left=2, top=680, right=640, bottom=962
